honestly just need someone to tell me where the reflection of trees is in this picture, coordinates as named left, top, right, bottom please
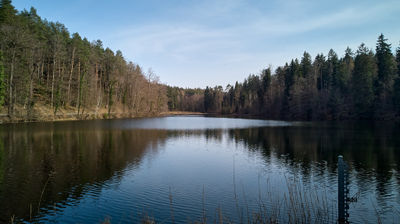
left=227, top=122, right=400, bottom=195
left=0, top=123, right=168, bottom=222
left=166, top=129, right=225, bottom=142
left=0, top=121, right=399, bottom=222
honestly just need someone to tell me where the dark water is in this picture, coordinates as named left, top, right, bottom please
left=0, top=116, right=399, bottom=223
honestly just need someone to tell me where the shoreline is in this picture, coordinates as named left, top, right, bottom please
left=0, top=110, right=209, bottom=125
left=1, top=109, right=399, bottom=125
left=160, top=111, right=206, bottom=116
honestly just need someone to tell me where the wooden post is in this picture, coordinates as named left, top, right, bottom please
left=338, top=155, right=350, bottom=223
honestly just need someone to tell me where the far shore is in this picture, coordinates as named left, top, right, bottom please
left=160, top=111, right=206, bottom=116
left=0, top=107, right=210, bottom=124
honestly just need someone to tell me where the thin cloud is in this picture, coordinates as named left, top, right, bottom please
left=103, top=0, right=400, bottom=88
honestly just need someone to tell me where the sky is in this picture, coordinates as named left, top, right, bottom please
left=12, top=0, right=400, bottom=88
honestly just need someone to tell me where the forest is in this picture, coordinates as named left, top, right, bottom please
left=166, top=86, right=204, bottom=112
left=195, top=36, right=400, bottom=120
left=0, top=0, right=167, bottom=122
left=2, top=0, right=400, bottom=122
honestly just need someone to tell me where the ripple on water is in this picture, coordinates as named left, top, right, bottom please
left=113, top=116, right=293, bottom=130
left=1, top=117, right=399, bottom=224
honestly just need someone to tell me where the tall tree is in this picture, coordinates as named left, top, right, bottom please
left=301, top=52, right=312, bottom=78
left=352, top=43, right=377, bottom=118
left=375, top=34, right=396, bottom=115
left=394, top=45, right=400, bottom=114
left=0, top=50, right=5, bottom=109
left=0, top=1, right=168, bottom=121
left=0, top=0, right=17, bottom=24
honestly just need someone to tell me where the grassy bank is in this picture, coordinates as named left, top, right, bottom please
left=0, top=103, right=166, bottom=124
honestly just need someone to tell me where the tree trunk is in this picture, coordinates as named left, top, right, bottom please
left=107, top=82, right=113, bottom=117
left=40, top=61, right=44, bottom=85
left=67, top=47, right=75, bottom=105
left=76, top=60, right=81, bottom=115
left=8, top=49, right=15, bottom=117
left=28, top=66, right=34, bottom=118
left=95, top=64, right=102, bottom=116
left=46, top=62, right=50, bottom=89
left=51, top=55, right=56, bottom=109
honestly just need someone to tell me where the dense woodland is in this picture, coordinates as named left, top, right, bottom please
left=200, top=36, right=400, bottom=120
left=166, top=86, right=204, bottom=112
left=1, top=0, right=400, bottom=122
left=0, top=1, right=167, bottom=121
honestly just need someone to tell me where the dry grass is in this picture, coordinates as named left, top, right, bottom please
left=96, top=176, right=335, bottom=224
left=0, top=102, right=166, bottom=124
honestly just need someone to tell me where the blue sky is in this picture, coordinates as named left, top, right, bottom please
left=13, top=0, right=400, bottom=88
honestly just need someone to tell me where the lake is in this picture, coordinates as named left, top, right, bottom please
left=0, top=116, right=399, bottom=223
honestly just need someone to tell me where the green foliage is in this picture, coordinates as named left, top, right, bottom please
left=375, top=34, right=396, bottom=98
left=261, top=67, right=271, bottom=91
left=352, top=43, right=376, bottom=118
left=198, top=35, right=399, bottom=120
left=0, top=1, right=168, bottom=120
left=0, top=0, right=17, bottom=24
left=0, top=1, right=399, bottom=121
left=301, top=52, right=312, bottom=77
left=166, top=86, right=204, bottom=111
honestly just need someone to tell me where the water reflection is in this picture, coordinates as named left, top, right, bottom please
left=0, top=122, right=168, bottom=223
left=0, top=117, right=399, bottom=223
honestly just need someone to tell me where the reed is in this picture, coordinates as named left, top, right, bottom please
left=15, top=173, right=400, bottom=224
left=127, top=175, right=336, bottom=224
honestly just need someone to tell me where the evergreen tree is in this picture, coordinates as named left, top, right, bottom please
left=261, top=67, right=271, bottom=91
left=199, top=36, right=399, bottom=120
left=337, top=47, right=353, bottom=92
left=352, top=43, right=376, bottom=118
left=0, top=0, right=168, bottom=120
left=397, top=44, right=400, bottom=74
left=394, top=45, right=400, bottom=113
left=0, top=0, right=17, bottom=24
left=327, top=49, right=339, bottom=88
left=204, top=87, right=211, bottom=112
left=314, top=54, right=327, bottom=90
left=326, top=49, right=341, bottom=118
left=375, top=34, right=396, bottom=102
left=301, top=52, right=312, bottom=77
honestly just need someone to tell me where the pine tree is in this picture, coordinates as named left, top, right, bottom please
left=327, top=49, right=341, bottom=119
left=397, top=45, right=400, bottom=73
left=314, top=54, right=326, bottom=90
left=352, top=43, right=377, bottom=118
left=394, top=45, right=400, bottom=113
left=261, top=67, right=271, bottom=91
left=301, top=52, right=312, bottom=78
left=337, top=47, right=353, bottom=93
left=0, top=0, right=17, bottom=24
left=327, top=49, right=339, bottom=88
left=375, top=34, right=396, bottom=103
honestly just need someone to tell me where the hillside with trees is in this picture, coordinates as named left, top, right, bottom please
left=202, top=35, right=400, bottom=120
left=0, top=0, right=167, bottom=122
left=1, top=0, right=400, bottom=122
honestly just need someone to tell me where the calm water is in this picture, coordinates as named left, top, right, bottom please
left=0, top=116, right=399, bottom=223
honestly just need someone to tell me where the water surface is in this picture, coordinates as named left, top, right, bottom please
left=0, top=116, right=399, bottom=223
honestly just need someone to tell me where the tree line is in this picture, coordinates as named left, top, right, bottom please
left=2, top=0, right=400, bottom=121
left=0, top=0, right=167, bottom=121
left=202, top=35, right=400, bottom=120
left=166, top=86, right=204, bottom=112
